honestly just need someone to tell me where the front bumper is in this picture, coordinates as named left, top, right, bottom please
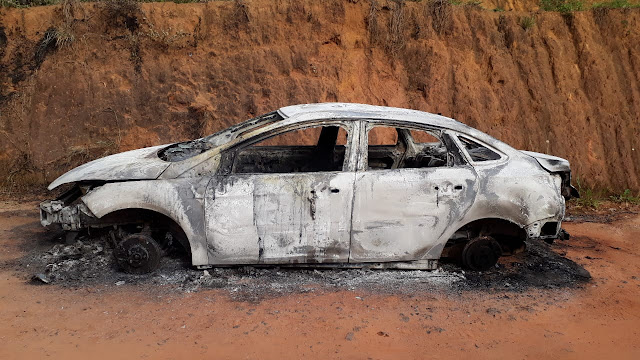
left=40, top=200, right=91, bottom=231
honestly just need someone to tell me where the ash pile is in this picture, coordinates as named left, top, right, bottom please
left=25, top=235, right=590, bottom=299
left=32, top=237, right=114, bottom=284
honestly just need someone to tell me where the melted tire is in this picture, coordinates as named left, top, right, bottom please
left=114, top=234, right=162, bottom=274
left=461, top=236, right=502, bottom=271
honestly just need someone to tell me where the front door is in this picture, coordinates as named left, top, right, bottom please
left=205, top=122, right=359, bottom=264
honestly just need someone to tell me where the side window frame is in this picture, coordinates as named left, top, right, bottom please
left=218, top=120, right=359, bottom=175
left=358, top=120, right=459, bottom=172
left=453, top=133, right=507, bottom=166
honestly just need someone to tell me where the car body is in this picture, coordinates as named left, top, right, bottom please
left=40, top=103, right=578, bottom=272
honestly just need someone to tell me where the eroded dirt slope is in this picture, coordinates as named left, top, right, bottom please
left=0, top=1, right=639, bottom=192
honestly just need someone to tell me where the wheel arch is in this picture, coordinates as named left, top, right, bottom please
left=439, top=217, right=528, bottom=259
left=80, top=181, right=209, bottom=266
left=97, top=208, right=192, bottom=256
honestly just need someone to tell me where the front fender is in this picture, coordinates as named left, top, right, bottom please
left=81, top=179, right=210, bottom=266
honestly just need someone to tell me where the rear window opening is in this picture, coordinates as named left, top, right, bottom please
left=366, top=125, right=448, bottom=170
left=458, top=136, right=501, bottom=162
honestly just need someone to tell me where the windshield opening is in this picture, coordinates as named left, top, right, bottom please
left=158, top=111, right=285, bottom=162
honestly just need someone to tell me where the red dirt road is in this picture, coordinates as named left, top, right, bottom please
left=1, top=202, right=639, bottom=359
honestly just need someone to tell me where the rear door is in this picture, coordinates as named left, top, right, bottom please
left=205, top=121, right=360, bottom=264
left=350, top=122, right=477, bottom=262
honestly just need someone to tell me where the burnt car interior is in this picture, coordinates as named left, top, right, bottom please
left=232, top=125, right=349, bottom=174
left=367, top=126, right=449, bottom=170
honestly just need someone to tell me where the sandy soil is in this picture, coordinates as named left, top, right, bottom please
left=0, top=201, right=639, bottom=359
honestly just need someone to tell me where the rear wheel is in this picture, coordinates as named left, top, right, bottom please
left=114, top=233, right=162, bottom=274
left=461, top=236, right=502, bottom=271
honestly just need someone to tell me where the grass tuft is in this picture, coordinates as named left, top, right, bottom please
left=610, top=189, right=640, bottom=204
left=519, top=15, right=536, bottom=30
left=592, top=0, right=640, bottom=9
left=449, top=0, right=483, bottom=7
left=572, top=177, right=604, bottom=209
left=540, top=0, right=585, bottom=12
left=1, top=0, right=208, bottom=8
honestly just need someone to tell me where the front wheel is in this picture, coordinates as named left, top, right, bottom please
left=461, top=236, right=502, bottom=271
left=114, top=233, right=162, bottom=274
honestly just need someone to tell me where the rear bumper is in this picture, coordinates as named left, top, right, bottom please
left=525, top=217, right=563, bottom=240
left=525, top=218, right=571, bottom=244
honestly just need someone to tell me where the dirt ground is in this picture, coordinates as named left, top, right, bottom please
left=0, top=201, right=638, bottom=359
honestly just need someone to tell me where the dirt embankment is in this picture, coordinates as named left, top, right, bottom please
left=0, top=1, right=639, bottom=192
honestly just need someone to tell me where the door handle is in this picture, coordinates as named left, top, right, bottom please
left=330, top=188, right=340, bottom=193
left=308, top=190, right=318, bottom=220
left=454, top=185, right=463, bottom=190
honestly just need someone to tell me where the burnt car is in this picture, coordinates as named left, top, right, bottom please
left=40, top=103, right=578, bottom=273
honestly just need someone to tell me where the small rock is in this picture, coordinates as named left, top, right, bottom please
left=486, top=307, right=501, bottom=316
left=575, top=267, right=591, bottom=279
left=345, top=332, right=354, bottom=341
left=426, top=326, right=445, bottom=334
left=115, top=280, right=125, bottom=286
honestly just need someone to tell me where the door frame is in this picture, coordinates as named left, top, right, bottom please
left=348, top=120, right=477, bottom=262
left=218, top=119, right=362, bottom=175
left=206, top=119, right=363, bottom=265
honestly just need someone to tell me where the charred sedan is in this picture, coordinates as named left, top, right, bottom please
left=40, top=103, right=578, bottom=273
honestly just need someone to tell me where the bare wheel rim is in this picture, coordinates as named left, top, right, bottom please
left=461, top=236, right=501, bottom=271
left=115, top=234, right=162, bottom=274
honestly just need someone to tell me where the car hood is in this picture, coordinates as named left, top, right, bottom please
left=48, top=145, right=172, bottom=190
left=520, top=150, right=571, bottom=172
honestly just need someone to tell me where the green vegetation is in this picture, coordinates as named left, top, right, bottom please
left=449, top=0, right=483, bottom=7
left=540, top=0, right=585, bottom=12
left=570, top=178, right=640, bottom=208
left=519, top=15, right=536, bottom=30
left=574, top=188, right=603, bottom=208
left=1, top=0, right=54, bottom=7
left=0, top=0, right=207, bottom=8
left=592, top=0, right=640, bottom=9
left=3, top=0, right=639, bottom=12
left=610, top=189, right=640, bottom=204
left=572, top=177, right=604, bottom=209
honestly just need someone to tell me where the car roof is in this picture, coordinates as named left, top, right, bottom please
left=278, top=103, right=473, bottom=133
